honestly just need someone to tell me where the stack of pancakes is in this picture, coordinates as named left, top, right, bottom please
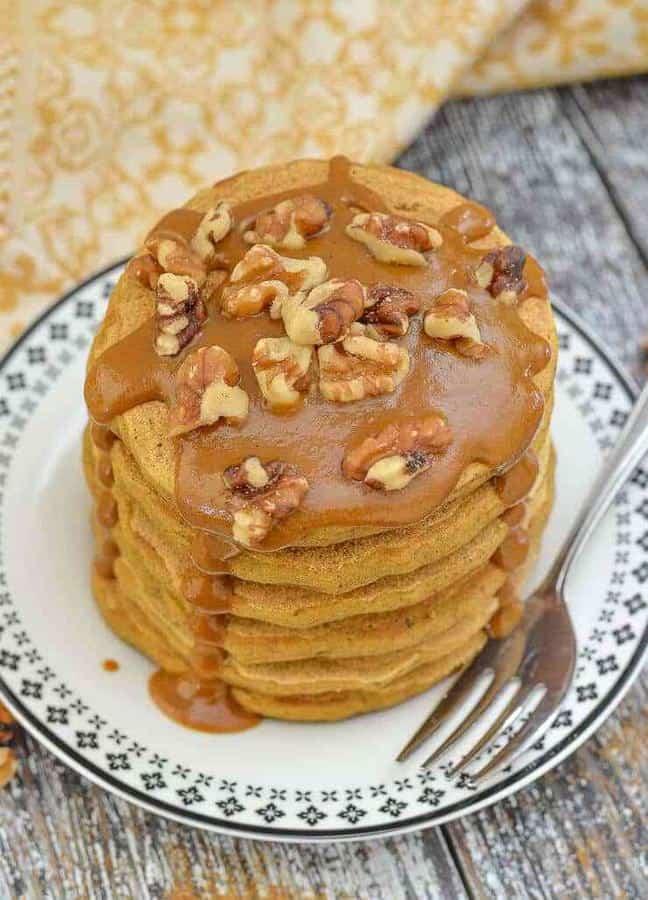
left=84, top=159, right=557, bottom=723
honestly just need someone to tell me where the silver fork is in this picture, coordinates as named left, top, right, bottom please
left=397, top=376, right=648, bottom=780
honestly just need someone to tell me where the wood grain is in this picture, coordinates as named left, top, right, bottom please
left=400, top=75, right=648, bottom=900
left=1, top=76, right=647, bottom=899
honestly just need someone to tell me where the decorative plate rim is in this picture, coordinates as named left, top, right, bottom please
left=0, top=260, right=646, bottom=843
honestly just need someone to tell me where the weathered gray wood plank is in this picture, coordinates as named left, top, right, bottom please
left=0, top=734, right=467, bottom=899
left=399, top=76, right=648, bottom=899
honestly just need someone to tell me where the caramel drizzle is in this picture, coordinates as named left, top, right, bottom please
left=85, top=157, right=552, bottom=726
left=91, top=423, right=119, bottom=579
left=85, top=156, right=549, bottom=562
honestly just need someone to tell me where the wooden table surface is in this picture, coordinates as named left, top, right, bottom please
left=1, top=76, right=647, bottom=900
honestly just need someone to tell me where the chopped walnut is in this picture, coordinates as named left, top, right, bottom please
left=222, top=279, right=289, bottom=319
left=343, top=415, right=453, bottom=491
left=318, top=332, right=410, bottom=403
left=223, top=457, right=309, bottom=547
left=346, top=212, right=442, bottom=266
left=190, top=202, right=233, bottom=263
left=362, top=284, right=420, bottom=338
left=222, top=245, right=327, bottom=318
left=146, top=236, right=206, bottom=285
left=128, top=252, right=163, bottom=289
left=423, top=289, right=487, bottom=359
left=280, top=278, right=366, bottom=346
left=475, top=245, right=527, bottom=300
left=154, top=273, right=207, bottom=357
left=201, top=270, right=228, bottom=304
left=244, top=194, right=332, bottom=250
left=169, top=345, right=249, bottom=436
left=252, top=336, right=314, bottom=410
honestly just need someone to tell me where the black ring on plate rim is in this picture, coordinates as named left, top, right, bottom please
left=0, top=258, right=645, bottom=841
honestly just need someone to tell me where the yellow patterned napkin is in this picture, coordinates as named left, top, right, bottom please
left=1, top=0, right=647, bottom=346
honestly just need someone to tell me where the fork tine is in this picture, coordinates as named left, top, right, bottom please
left=421, top=673, right=512, bottom=768
left=471, top=688, right=557, bottom=781
left=447, top=682, right=538, bottom=776
left=395, top=661, right=488, bottom=762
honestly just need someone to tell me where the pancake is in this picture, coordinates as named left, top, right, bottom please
left=83, top=157, right=558, bottom=729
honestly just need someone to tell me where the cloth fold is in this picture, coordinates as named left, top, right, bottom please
left=1, top=0, right=647, bottom=343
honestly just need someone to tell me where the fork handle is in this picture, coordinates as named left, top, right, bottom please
left=551, top=375, right=648, bottom=592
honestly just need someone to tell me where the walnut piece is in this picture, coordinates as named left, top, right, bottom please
left=343, top=415, right=453, bottom=491
left=362, top=284, right=420, bottom=338
left=475, top=245, right=527, bottom=300
left=280, top=278, right=366, bottom=346
left=423, top=288, right=487, bottom=359
left=190, top=202, right=233, bottom=263
left=346, top=212, right=442, bottom=266
left=154, top=273, right=207, bottom=357
left=128, top=252, right=163, bottom=289
left=146, top=236, right=206, bottom=286
left=244, top=194, right=331, bottom=250
left=318, top=332, right=410, bottom=403
left=252, top=336, right=314, bottom=410
left=223, top=457, right=309, bottom=547
left=169, top=345, right=249, bottom=436
left=222, top=244, right=327, bottom=318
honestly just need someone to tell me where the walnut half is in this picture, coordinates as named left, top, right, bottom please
left=223, top=457, right=309, bottom=547
left=252, top=336, right=314, bottom=411
left=243, top=194, right=332, bottom=250
left=423, top=289, right=487, bottom=359
left=221, top=245, right=327, bottom=318
left=146, top=236, right=207, bottom=286
left=318, top=332, right=410, bottom=403
left=190, top=202, right=233, bottom=264
left=169, top=345, right=249, bottom=436
left=280, top=279, right=366, bottom=345
left=362, top=284, right=420, bottom=338
left=346, top=212, right=442, bottom=266
left=154, top=273, right=207, bottom=357
left=343, top=416, right=453, bottom=491
left=475, top=245, right=527, bottom=301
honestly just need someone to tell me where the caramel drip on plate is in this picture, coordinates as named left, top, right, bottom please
left=85, top=156, right=552, bottom=730
left=149, top=670, right=259, bottom=734
left=102, top=659, right=120, bottom=672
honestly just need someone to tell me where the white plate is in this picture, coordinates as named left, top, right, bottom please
left=0, top=261, right=646, bottom=842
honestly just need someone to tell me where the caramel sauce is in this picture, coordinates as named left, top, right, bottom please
left=501, top=502, right=526, bottom=528
left=488, top=599, right=524, bottom=639
left=149, top=670, right=259, bottom=733
left=93, top=538, right=119, bottom=579
left=90, top=422, right=116, bottom=451
left=440, top=201, right=496, bottom=242
left=84, top=156, right=553, bottom=730
left=96, top=491, right=118, bottom=528
left=97, top=453, right=114, bottom=487
left=102, top=658, right=120, bottom=672
left=492, top=526, right=530, bottom=571
left=494, top=449, right=539, bottom=507
left=91, top=424, right=121, bottom=580
left=180, top=569, right=233, bottom=613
